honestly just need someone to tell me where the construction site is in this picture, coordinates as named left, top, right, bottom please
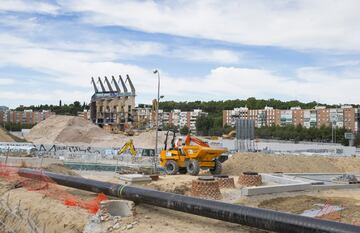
left=0, top=99, right=360, bottom=233
left=1, top=2, right=360, bottom=232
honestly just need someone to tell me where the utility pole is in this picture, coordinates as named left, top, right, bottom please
left=153, top=70, right=161, bottom=173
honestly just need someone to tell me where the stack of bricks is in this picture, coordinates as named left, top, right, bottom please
left=238, top=172, right=262, bottom=187
left=191, top=177, right=222, bottom=200
left=214, top=175, right=235, bottom=189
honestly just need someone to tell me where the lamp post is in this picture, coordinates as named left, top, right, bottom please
left=153, top=69, right=161, bottom=172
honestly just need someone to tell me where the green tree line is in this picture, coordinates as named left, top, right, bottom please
left=255, top=125, right=351, bottom=145
left=2, top=122, right=35, bottom=131
left=15, top=101, right=89, bottom=116
left=195, top=115, right=352, bottom=145
left=159, top=97, right=359, bottom=115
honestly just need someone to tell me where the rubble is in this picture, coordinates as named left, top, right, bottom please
left=332, top=174, right=359, bottom=184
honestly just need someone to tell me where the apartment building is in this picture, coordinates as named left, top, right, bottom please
left=223, top=106, right=279, bottom=128
left=280, top=110, right=293, bottom=126
left=140, top=108, right=207, bottom=132
left=355, top=109, right=360, bottom=132
left=315, top=106, right=331, bottom=128
left=2, top=110, right=55, bottom=125
left=0, top=106, right=9, bottom=124
left=303, top=109, right=317, bottom=128
left=0, top=106, right=9, bottom=112
left=223, top=106, right=360, bottom=132
left=291, top=107, right=303, bottom=126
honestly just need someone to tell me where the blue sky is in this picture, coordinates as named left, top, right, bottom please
left=1, top=0, right=360, bottom=108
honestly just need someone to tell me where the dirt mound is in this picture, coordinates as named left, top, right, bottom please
left=25, top=115, right=165, bottom=148
left=25, top=115, right=109, bottom=145
left=223, top=153, right=360, bottom=175
left=0, top=127, right=14, bottom=142
left=45, top=164, right=80, bottom=176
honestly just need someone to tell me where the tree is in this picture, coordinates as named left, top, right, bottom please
left=163, top=123, right=178, bottom=132
left=196, top=116, right=214, bottom=136
left=180, top=125, right=190, bottom=135
left=255, top=125, right=350, bottom=145
left=354, top=133, right=360, bottom=147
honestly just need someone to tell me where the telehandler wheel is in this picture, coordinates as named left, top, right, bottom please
left=178, top=168, right=187, bottom=174
left=186, top=159, right=200, bottom=176
left=210, top=159, right=222, bottom=175
left=164, top=160, right=179, bottom=175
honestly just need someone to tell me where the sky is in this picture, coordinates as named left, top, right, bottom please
left=1, top=0, right=360, bottom=108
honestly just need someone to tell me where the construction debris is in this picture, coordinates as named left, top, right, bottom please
left=332, top=174, right=359, bottom=184
left=100, top=200, right=135, bottom=217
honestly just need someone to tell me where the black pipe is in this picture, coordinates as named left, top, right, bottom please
left=18, top=168, right=360, bottom=233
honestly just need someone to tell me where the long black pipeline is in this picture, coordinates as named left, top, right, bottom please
left=18, top=168, right=360, bottom=233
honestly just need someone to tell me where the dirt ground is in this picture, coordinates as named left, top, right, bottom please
left=237, top=189, right=360, bottom=225
left=1, top=168, right=360, bottom=232
left=0, top=127, right=14, bottom=142
left=223, top=152, right=360, bottom=174
left=0, top=179, right=268, bottom=233
left=44, top=163, right=80, bottom=176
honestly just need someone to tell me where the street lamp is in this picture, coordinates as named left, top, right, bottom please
left=153, top=69, right=161, bottom=172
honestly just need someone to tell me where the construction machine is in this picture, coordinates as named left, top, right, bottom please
left=159, top=130, right=227, bottom=176
left=118, top=139, right=137, bottom=156
left=118, top=140, right=156, bottom=157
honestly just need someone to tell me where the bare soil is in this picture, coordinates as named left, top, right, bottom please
left=44, top=163, right=80, bottom=176
left=223, top=152, right=360, bottom=174
left=257, top=192, right=360, bottom=225
left=0, top=127, right=14, bottom=142
left=0, top=178, right=268, bottom=233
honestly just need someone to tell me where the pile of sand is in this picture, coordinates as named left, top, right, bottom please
left=25, top=116, right=109, bottom=144
left=0, top=127, right=14, bottom=142
left=25, top=115, right=165, bottom=148
left=223, top=152, right=360, bottom=174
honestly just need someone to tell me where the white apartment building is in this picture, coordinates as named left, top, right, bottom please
left=303, top=109, right=317, bottom=128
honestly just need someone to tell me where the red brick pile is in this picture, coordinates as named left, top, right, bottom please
left=238, top=172, right=262, bottom=186
left=191, top=178, right=222, bottom=200
left=214, top=176, right=235, bottom=189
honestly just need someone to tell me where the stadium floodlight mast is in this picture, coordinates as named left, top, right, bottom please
left=153, top=69, right=163, bottom=172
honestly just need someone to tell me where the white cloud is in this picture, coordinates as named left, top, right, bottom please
left=57, top=0, right=360, bottom=51
left=0, top=15, right=359, bottom=107
left=1, top=32, right=360, bottom=105
left=0, top=0, right=59, bottom=14
left=0, top=78, right=15, bottom=85
left=173, top=48, right=242, bottom=64
left=158, top=66, right=360, bottom=104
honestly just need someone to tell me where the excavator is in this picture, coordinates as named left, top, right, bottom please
left=118, top=139, right=137, bottom=156
left=117, top=139, right=156, bottom=157
left=159, top=130, right=227, bottom=176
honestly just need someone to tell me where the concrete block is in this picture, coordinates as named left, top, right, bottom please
left=241, top=183, right=311, bottom=196
left=261, top=174, right=305, bottom=184
left=311, top=183, right=360, bottom=191
left=119, top=174, right=152, bottom=184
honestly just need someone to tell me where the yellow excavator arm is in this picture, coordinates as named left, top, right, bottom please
left=118, top=139, right=137, bottom=157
